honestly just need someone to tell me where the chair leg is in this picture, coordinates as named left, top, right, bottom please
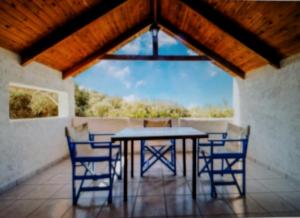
left=72, top=164, right=76, bottom=205
left=221, top=159, right=224, bottom=176
left=210, top=156, right=216, bottom=198
left=197, top=143, right=201, bottom=177
left=173, top=144, right=177, bottom=176
left=242, top=159, right=246, bottom=196
left=201, top=151, right=216, bottom=198
left=224, top=158, right=243, bottom=196
left=140, top=142, right=144, bottom=177
left=119, top=146, right=123, bottom=180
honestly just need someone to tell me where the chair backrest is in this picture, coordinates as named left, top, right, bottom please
left=225, top=123, right=251, bottom=155
left=65, top=123, right=89, bottom=162
left=143, top=119, right=172, bottom=128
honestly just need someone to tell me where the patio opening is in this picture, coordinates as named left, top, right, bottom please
left=0, top=1, right=299, bottom=217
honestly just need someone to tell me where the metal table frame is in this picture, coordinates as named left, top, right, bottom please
left=111, top=127, right=208, bottom=202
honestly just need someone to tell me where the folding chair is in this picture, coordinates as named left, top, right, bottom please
left=140, top=120, right=176, bottom=176
left=199, top=123, right=250, bottom=197
left=65, top=125, right=122, bottom=205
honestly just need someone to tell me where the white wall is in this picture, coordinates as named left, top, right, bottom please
left=0, top=47, right=74, bottom=191
left=233, top=53, right=300, bottom=181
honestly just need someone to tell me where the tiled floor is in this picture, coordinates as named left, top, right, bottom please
left=0, top=154, right=300, bottom=218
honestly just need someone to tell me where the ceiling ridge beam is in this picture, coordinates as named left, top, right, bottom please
left=159, top=19, right=245, bottom=79
left=151, top=0, right=159, bottom=23
left=180, top=0, right=282, bottom=68
left=21, top=0, right=126, bottom=66
left=63, top=19, right=152, bottom=79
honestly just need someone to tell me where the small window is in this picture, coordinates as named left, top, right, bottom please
left=9, top=85, right=59, bottom=119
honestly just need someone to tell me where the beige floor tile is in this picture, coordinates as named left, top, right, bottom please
left=259, top=178, right=299, bottom=192
left=1, top=156, right=299, bottom=218
left=166, top=195, right=201, bottom=216
left=249, top=193, right=297, bottom=213
left=0, top=200, right=14, bottom=211
left=277, top=191, right=300, bottom=210
left=196, top=195, right=235, bottom=216
left=0, top=199, right=45, bottom=218
left=137, top=180, right=164, bottom=196
left=27, top=199, right=72, bottom=218
left=0, top=184, right=36, bottom=199
left=97, top=196, right=135, bottom=218
left=164, top=179, right=191, bottom=195
left=23, top=184, right=63, bottom=199
left=133, top=195, right=166, bottom=217
left=224, top=194, right=267, bottom=215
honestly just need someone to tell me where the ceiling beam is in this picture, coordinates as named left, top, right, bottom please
left=151, top=0, right=159, bottom=23
left=181, top=0, right=282, bottom=68
left=21, top=0, right=126, bottom=66
left=102, top=54, right=209, bottom=61
left=159, top=19, right=245, bottom=78
left=63, top=19, right=152, bottom=79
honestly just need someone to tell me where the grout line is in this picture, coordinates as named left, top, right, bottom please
left=20, top=198, right=48, bottom=218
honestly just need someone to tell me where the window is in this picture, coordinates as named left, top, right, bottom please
left=9, top=84, right=59, bottom=119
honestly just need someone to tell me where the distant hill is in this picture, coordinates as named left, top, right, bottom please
left=75, top=85, right=233, bottom=118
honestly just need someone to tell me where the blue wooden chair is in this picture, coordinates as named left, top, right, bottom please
left=65, top=126, right=122, bottom=205
left=199, top=123, right=250, bottom=197
left=140, top=120, right=176, bottom=176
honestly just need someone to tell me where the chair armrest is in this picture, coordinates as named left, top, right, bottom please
left=207, top=132, right=226, bottom=135
left=72, top=140, right=98, bottom=145
left=208, top=138, right=246, bottom=142
left=72, top=140, right=120, bottom=149
left=89, top=132, right=115, bottom=136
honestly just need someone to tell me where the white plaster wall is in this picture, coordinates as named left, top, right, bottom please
left=0, top=47, right=75, bottom=190
left=233, top=53, right=300, bottom=181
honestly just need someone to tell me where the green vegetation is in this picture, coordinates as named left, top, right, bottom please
left=9, top=86, right=58, bottom=119
left=75, top=85, right=233, bottom=118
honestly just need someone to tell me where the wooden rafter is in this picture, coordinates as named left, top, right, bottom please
left=159, top=19, right=245, bottom=78
left=21, top=0, right=126, bottom=66
left=63, top=19, right=152, bottom=79
left=151, top=0, right=159, bottom=23
left=150, top=0, right=159, bottom=56
left=102, top=54, right=209, bottom=61
left=181, top=0, right=282, bottom=68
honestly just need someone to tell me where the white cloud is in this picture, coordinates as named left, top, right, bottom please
left=159, top=31, right=177, bottom=46
left=187, top=49, right=197, bottom=56
left=135, top=80, right=146, bottom=88
left=94, top=61, right=132, bottom=88
left=209, top=70, right=218, bottom=77
left=119, top=40, right=141, bottom=54
left=107, top=66, right=130, bottom=79
left=123, top=81, right=132, bottom=89
left=207, top=62, right=219, bottom=77
left=123, top=94, right=139, bottom=102
left=118, top=33, right=152, bottom=54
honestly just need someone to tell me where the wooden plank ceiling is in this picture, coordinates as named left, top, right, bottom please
left=0, top=0, right=299, bottom=79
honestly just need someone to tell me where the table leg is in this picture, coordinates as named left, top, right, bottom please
left=131, top=140, right=134, bottom=178
left=192, top=138, right=197, bottom=200
left=183, top=138, right=186, bottom=177
left=124, top=140, right=128, bottom=202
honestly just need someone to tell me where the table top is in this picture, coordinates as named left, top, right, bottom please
left=111, top=127, right=208, bottom=141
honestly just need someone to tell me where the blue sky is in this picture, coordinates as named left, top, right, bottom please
left=74, top=31, right=233, bottom=107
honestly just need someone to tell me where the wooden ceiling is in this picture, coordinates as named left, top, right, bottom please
left=0, top=0, right=299, bottom=79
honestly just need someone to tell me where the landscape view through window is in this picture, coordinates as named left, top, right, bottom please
left=74, top=31, right=234, bottom=118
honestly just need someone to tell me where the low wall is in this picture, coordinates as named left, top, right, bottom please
left=73, top=117, right=231, bottom=152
